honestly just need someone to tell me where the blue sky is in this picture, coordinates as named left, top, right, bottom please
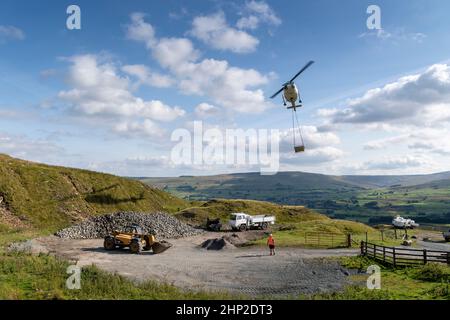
left=1, top=0, right=450, bottom=176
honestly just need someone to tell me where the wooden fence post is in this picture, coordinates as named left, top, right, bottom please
left=360, top=241, right=365, bottom=256
left=383, top=246, right=386, bottom=262
left=393, top=247, right=396, bottom=267
left=447, top=252, right=450, bottom=265
left=347, top=234, right=352, bottom=248
left=423, top=249, right=427, bottom=265
left=373, top=244, right=377, bottom=259
left=381, top=230, right=384, bottom=242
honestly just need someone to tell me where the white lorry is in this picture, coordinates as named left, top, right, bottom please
left=229, top=213, right=275, bottom=231
left=392, top=216, right=419, bottom=229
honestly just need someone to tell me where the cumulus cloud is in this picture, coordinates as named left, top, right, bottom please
left=281, top=147, right=344, bottom=166
left=126, top=14, right=271, bottom=113
left=278, top=126, right=343, bottom=165
left=152, top=37, right=200, bottom=69
left=122, top=64, right=173, bottom=88
left=319, top=64, right=450, bottom=127
left=190, top=12, right=259, bottom=53
left=58, top=54, right=185, bottom=122
left=195, top=103, right=220, bottom=118
left=0, top=25, right=25, bottom=42
left=363, top=128, right=450, bottom=156
left=126, top=13, right=156, bottom=48
left=363, top=155, right=432, bottom=170
left=0, top=132, right=65, bottom=161
left=114, top=119, right=165, bottom=138
left=279, top=126, right=341, bottom=152
left=237, top=1, right=281, bottom=30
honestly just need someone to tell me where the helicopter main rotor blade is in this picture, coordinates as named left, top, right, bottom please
left=289, top=60, right=314, bottom=83
left=270, top=87, right=284, bottom=99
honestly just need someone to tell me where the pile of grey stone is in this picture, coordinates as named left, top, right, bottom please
left=55, top=211, right=202, bottom=239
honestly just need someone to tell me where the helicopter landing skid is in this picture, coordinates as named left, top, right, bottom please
left=287, top=104, right=302, bottom=110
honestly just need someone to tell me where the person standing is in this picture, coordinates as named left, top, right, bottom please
left=267, top=234, right=275, bottom=256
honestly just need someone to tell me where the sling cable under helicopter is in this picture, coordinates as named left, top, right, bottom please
left=270, top=60, right=314, bottom=153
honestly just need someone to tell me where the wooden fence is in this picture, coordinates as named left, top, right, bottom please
left=297, top=232, right=352, bottom=248
left=361, top=241, right=450, bottom=266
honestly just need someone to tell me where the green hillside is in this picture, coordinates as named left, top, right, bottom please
left=175, top=198, right=329, bottom=225
left=0, top=154, right=187, bottom=232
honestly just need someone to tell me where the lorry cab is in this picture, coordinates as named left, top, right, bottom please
left=229, top=213, right=249, bottom=231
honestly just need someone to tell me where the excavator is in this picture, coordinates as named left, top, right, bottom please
left=103, top=224, right=172, bottom=254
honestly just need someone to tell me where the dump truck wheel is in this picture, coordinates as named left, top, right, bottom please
left=129, top=239, right=142, bottom=254
left=261, top=223, right=268, bottom=230
left=103, top=237, right=116, bottom=250
left=239, top=224, right=247, bottom=232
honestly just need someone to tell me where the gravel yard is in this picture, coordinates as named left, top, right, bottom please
left=26, top=232, right=359, bottom=297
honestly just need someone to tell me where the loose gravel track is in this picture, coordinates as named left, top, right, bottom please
left=29, top=232, right=359, bottom=297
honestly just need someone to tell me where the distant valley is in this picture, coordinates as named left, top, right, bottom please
left=140, top=171, right=450, bottom=225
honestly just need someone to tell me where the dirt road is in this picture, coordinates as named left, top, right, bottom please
left=31, top=232, right=359, bottom=297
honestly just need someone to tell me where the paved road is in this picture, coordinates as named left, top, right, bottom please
left=32, top=234, right=359, bottom=297
left=416, top=240, right=450, bottom=252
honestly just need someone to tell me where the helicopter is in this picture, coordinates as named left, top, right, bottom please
left=270, top=61, right=314, bottom=153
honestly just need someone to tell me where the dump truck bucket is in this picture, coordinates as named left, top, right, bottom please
left=152, top=240, right=172, bottom=254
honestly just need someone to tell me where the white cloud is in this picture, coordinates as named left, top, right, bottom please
left=237, top=1, right=281, bottom=30
left=114, top=119, right=165, bottom=138
left=0, top=132, right=65, bottom=161
left=126, top=13, right=156, bottom=48
left=359, top=28, right=426, bottom=43
left=364, top=155, right=432, bottom=170
left=319, top=64, right=450, bottom=127
left=58, top=54, right=185, bottom=122
left=236, top=16, right=259, bottom=30
left=278, top=126, right=343, bottom=165
left=281, top=147, right=344, bottom=166
left=122, top=64, right=173, bottom=88
left=152, top=37, right=200, bottom=69
left=363, top=128, right=450, bottom=156
left=126, top=14, right=271, bottom=113
left=190, top=12, right=259, bottom=53
left=0, top=25, right=25, bottom=41
left=195, top=103, right=219, bottom=118
left=279, top=126, right=341, bottom=152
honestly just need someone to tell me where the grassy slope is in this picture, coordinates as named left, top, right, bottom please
left=0, top=154, right=188, bottom=232
left=175, top=198, right=330, bottom=225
